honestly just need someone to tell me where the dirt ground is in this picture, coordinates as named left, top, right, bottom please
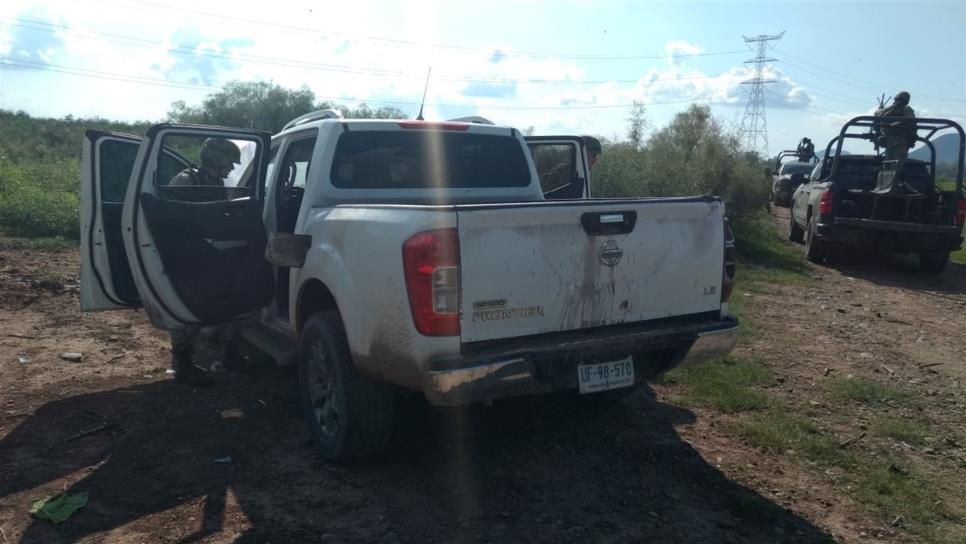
left=1, top=211, right=964, bottom=543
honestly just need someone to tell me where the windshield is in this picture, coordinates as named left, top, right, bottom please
left=330, top=131, right=531, bottom=189
left=779, top=162, right=813, bottom=176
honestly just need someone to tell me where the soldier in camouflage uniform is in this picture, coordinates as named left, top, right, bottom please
left=169, top=137, right=242, bottom=187
left=874, top=91, right=917, bottom=163
left=797, top=137, right=815, bottom=162
left=169, top=138, right=243, bottom=386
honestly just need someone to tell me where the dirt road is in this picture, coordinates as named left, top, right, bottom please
left=0, top=214, right=963, bottom=542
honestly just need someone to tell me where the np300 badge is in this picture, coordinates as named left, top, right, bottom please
left=598, top=240, right=623, bottom=267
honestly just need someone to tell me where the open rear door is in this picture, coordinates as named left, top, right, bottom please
left=121, top=124, right=274, bottom=329
left=81, top=131, right=146, bottom=311
left=525, top=136, right=589, bottom=199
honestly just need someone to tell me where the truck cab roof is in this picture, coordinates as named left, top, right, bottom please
left=275, top=118, right=517, bottom=140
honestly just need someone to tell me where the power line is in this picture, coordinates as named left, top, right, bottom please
left=3, top=17, right=745, bottom=87
left=1, top=57, right=218, bottom=91
left=0, top=57, right=708, bottom=111
left=764, top=88, right=964, bottom=120
left=774, top=48, right=966, bottom=103
left=767, top=68, right=966, bottom=117
left=738, top=32, right=784, bottom=158
left=115, top=0, right=747, bottom=61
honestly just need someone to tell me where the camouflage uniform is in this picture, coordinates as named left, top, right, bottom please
left=167, top=138, right=242, bottom=385
left=875, top=100, right=916, bottom=162
left=168, top=167, right=227, bottom=187
left=170, top=324, right=239, bottom=366
left=797, top=139, right=815, bottom=162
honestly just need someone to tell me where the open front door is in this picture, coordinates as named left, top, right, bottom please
left=122, top=124, right=274, bottom=330
left=81, top=130, right=146, bottom=311
left=525, top=136, right=589, bottom=199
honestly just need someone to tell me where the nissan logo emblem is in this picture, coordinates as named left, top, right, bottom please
left=599, top=240, right=623, bottom=267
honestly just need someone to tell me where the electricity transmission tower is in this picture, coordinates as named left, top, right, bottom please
left=738, top=32, right=784, bottom=159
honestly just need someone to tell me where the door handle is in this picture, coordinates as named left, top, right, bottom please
left=223, top=202, right=248, bottom=219
left=581, top=211, right=637, bottom=235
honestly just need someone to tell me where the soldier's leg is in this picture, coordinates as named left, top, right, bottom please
left=895, top=145, right=908, bottom=169
left=170, top=326, right=215, bottom=386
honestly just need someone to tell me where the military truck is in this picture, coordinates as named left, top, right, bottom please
left=789, top=116, right=965, bottom=272
left=771, top=150, right=817, bottom=207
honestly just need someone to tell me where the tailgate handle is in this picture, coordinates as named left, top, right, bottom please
left=581, top=211, right=637, bottom=235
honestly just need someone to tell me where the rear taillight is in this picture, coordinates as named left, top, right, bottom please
left=403, top=229, right=460, bottom=336
left=956, top=198, right=965, bottom=226
left=819, top=190, right=833, bottom=215
left=721, top=222, right=736, bottom=303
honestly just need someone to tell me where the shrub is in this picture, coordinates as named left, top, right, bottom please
left=593, top=105, right=770, bottom=224
left=0, top=157, right=81, bottom=239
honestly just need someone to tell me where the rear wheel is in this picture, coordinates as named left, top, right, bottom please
left=919, top=252, right=949, bottom=274
left=298, top=311, right=395, bottom=461
left=804, top=216, right=826, bottom=263
left=788, top=211, right=805, bottom=243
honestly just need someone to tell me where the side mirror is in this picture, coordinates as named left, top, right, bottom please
left=265, top=232, right=311, bottom=268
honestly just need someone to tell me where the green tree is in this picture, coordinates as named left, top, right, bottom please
left=169, top=81, right=317, bottom=133
left=333, top=102, right=408, bottom=120
left=626, top=101, right=647, bottom=150
left=168, top=81, right=407, bottom=133
left=593, top=104, right=769, bottom=224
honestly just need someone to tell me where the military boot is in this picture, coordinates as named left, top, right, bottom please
left=172, top=350, right=215, bottom=387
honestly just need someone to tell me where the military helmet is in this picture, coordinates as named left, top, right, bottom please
left=581, top=135, right=603, bottom=155
left=201, top=138, right=241, bottom=168
left=894, top=91, right=911, bottom=105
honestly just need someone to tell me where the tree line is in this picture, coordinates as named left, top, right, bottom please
left=0, top=80, right=769, bottom=240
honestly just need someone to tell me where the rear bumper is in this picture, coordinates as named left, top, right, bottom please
left=422, top=317, right=739, bottom=406
left=817, top=219, right=962, bottom=253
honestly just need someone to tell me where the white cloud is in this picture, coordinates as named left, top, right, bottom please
left=0, top=2, right=816, bottom=140
left=664, top=40, right=703, bottom=67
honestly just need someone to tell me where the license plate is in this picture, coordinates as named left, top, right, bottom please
left=577, top=356, right=635, bottom=394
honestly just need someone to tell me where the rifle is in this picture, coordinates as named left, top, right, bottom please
left=871, top=93, right=893, bottom=153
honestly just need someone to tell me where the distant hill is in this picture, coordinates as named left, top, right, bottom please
left=811, top=132, right=961, bottom=165
left=910, top=133, right=960, bottom=164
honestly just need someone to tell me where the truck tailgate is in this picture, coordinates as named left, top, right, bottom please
left=457, top=198, right=725, bottom=343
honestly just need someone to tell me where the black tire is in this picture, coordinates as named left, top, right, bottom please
left=788, top=211, right=805, bottom=243
left=804, top=216, right=826, bottom=263
left=919, top=252, right=949, bottom=274
left=298, top=311, right=395, bottom=461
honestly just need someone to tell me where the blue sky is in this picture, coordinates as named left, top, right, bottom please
left=1, top=0, right=964, bottom=156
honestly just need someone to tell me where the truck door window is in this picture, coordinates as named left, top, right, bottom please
left=276, top=136, right=317, bottom=233
left=528, top=143, right=581, bottom=199
left=157, top=135, right=258, bottom=202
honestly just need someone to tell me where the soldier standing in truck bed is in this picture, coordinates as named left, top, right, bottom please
left=874, top=91, right=917, bottom=162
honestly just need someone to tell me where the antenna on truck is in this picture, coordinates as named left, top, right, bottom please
left=416, top=67, right=432, bottom=121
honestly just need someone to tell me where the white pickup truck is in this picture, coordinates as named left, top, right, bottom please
left=80, top=111, right=738, bottom=460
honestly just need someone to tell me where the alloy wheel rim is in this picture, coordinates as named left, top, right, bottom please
left=307, top=339, right=339, bottom=438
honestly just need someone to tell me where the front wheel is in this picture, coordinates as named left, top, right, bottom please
left=298, top=311, right=395, bottom=461
left=919, top=252, right=949, bottom=274
left=804, top=217, right=827, bottom=263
